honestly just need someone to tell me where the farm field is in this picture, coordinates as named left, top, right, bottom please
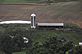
left=0, top=0, right=82, bottom=54
left=0, top=1, right=82, bottom=27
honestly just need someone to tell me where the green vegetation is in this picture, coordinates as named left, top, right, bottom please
left=0, top=0, right=41, bottom=4
left=27, top=36, right=74, bottom=54
left=0, top=24, right=81, bottom=54
left=13, top=51, right=26, bottom=54
left=0, top=0, right=78, bottom=4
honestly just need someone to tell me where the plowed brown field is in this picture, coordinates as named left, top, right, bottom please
left=0, top=1, right=82, bottom=27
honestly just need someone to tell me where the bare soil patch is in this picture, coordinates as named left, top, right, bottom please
left=0, top=2, right=82, bottom=27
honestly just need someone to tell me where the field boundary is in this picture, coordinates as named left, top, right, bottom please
left=0, top=3, right=47, bottom=6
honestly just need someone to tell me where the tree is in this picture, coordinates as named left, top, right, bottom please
left=0, top=33, right=27, bottom=54
left=27, top=36, right=74, bottom=54
left=0, top=34, right=13, bottom=54
left=71, top=46, right=82, bottom=54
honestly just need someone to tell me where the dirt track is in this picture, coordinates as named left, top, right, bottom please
left=0, top=1, right=82, bottom=27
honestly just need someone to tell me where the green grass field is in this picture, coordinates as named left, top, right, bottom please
left=0, top=0, right=41, bottom=4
